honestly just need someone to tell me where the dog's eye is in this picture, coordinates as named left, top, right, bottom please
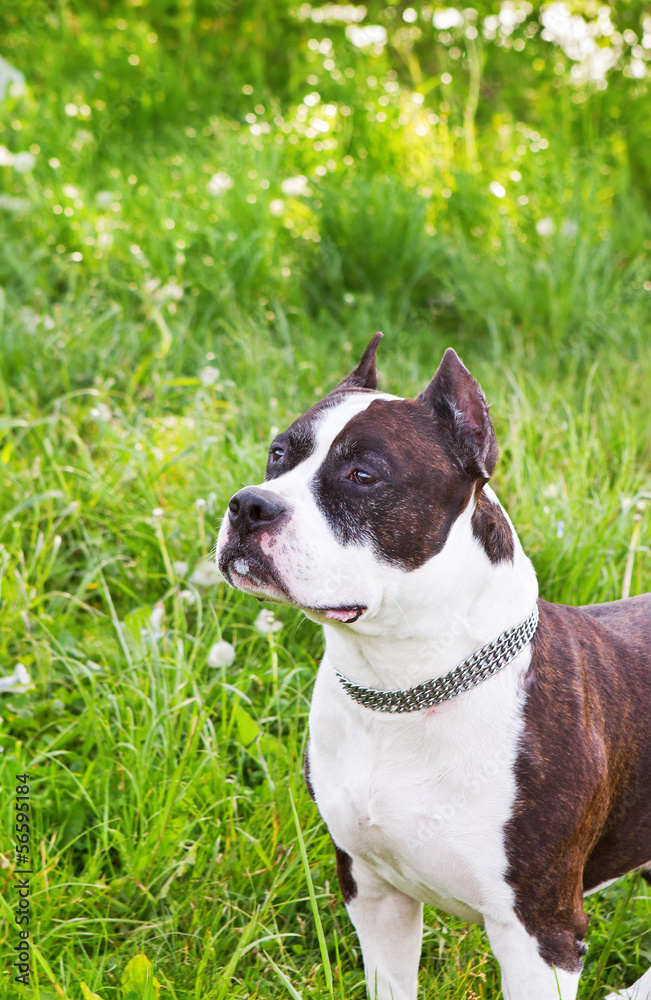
left=269, top=446, right=284, bottom=463
left=348, top=469, right=378, bottom=486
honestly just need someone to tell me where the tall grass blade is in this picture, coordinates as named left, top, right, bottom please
left=289, top=788, right=334, bottom=996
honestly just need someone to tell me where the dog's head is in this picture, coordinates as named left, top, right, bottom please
left=216, top=336, right=503, bottom=631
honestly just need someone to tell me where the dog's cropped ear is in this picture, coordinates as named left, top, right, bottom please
left=337, top=332, right=383, bottom=390
left=419, top=348, right=497, bottom=480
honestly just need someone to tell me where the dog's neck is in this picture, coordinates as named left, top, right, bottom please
left=322, top=489, right=539, bottom=692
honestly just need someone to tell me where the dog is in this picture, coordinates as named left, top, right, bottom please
left=216, top=335, right=651, bottom=1000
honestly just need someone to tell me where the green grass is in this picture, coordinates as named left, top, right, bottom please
left=1, top=1, right=651, bottom=997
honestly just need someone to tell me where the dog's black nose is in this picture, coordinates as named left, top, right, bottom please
left=228, top=488, right=287, bottom=536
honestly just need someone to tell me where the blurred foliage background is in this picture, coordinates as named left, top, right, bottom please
left=1, top=0, right=650, bottom=398
left=1, top=2, right=650, bottom=998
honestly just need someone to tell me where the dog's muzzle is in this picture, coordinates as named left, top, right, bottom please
left=227, top=487, right=287, bottom=540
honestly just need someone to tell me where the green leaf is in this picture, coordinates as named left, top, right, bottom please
left=81, top=984, right=106, bottom=1000
left=123, top=606, right=155, bottom=644
left=121, top=954, right=161, bottom=1000
left=234, top=705, right=261, bottom=747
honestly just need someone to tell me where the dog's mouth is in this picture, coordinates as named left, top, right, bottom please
left=311, top=606, right=367, bottom=624
left=224, top=554, right=290, bottom=602
left=221, top=551, right=367, bottom=625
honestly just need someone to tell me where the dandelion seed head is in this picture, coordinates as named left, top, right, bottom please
left=199, top=365, right=220, bottom=386
left=281, top=175, right=311, bottom=197
left=207, top=170, right=233, bottom=196
left=207, top=640, right=236, bottom=668
left=12, top=151, right=35, bottom=173
left=255, top=609, right=283, bottom=634
left=190, top=561, right=223, bottom=588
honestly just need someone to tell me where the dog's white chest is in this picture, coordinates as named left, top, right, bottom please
left=308, top=653, right=529, bottom=925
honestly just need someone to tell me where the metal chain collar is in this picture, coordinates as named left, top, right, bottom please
left=334, top=603, right=539, bottom=713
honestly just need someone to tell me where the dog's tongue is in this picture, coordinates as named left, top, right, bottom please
left=324, top=608, right=361, bottom=623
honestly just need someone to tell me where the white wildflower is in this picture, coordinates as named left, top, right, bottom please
left=0, top=663, right=31, bottom=693
left=255, top=608, right=283, bottom=634
left=207, top=170, right=233, bottom=196
left=346, top=25, right=388, bottom=48
left=179, top=589, right=196, bottom=605
left=0, top=194, right=29, bottom=213
left=280, top=175, right=311, bottom=197
left=489, top=181, right=506, bottom=198
left=13, top=152, right=35, bottom=173
left=153, top=282, right=184, bottom=303
left=20, top=308, right=39, bottom=334
left=536, top=217, right=555, bottom=237
left=0, top=146, right=14, bottom=166
left=0, top=57, right=25, bottom=103
left=199, top=365, right=220, bottom=386
left=540, top=3, right=621, bottom=83
left=433, top=8, right=464, bottom=30
left=269, top=198, right=285, bottom=216
left=16, top=664, right=29, bottom=684
left=629, top=58, right=646, bottom=80
left=207, top=640, right=236, bottom=667
left=95, top=190, right=114, bottom=209
left=72, top=129, right=94, bottom=150
left=89, top=403, right=112, bottom=422
left=173, top=560, right=189, bottom=578
left=149, top=602, right=164, bottom=640
left=190, top=561, right=224, bottom=587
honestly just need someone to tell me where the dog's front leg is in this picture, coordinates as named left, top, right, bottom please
left=485, top=915, right=582, bottom=1000
left=343, top=855, right=423, bottom=1000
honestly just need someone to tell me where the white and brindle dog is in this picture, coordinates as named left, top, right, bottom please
left=216, top=335, right=651, bottom=1000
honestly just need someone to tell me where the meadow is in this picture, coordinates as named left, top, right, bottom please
left=0, top=0, right=650, bottom=996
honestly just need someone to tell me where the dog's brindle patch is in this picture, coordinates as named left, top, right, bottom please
left=270, top=344, right=499, bottom=572
left=419, top=347, right=498, bottom=482
left=265, top=388, right=379, bottom=482
left=305, top=742, right=358, bottom=903
left=312, top=398, right=478, bottom=570
left=505, top=595, right=651, bottom=972
left=471, top=490, right=514, bottom=564
left=304, top=743, right=315, bottom=800
left=334, top=843, right=358, bottom=904
left=266, top=333, right=384, bottom=481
